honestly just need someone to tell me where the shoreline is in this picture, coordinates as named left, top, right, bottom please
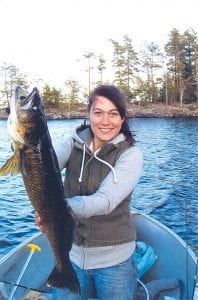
left=0, top=104, right=198, bottom=120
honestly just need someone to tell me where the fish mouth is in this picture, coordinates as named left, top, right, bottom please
left=21, top=87, right=40, bottom=111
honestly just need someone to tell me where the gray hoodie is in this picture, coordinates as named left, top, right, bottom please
left=54, top=126, right=143, bottom=269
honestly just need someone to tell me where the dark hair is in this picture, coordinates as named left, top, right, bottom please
left=88, top=85, right=135, bottom=145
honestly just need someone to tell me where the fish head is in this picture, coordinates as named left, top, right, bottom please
left=8, top=86, right=47, bottom=146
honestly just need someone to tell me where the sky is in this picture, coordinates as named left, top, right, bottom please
left=0, top=0, right=197, bottom=89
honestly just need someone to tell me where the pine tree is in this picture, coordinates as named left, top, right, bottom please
left=110, top=36, right=139, bottom=100
left=165, top=28, right=198, bottom=105
left=65, top=79, right=80, bottom=111
left=140, top=42, right=163, bottom=102
left=97, top=54, right=106, bottom=84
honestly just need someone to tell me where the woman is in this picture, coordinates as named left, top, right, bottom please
left=36, top=85, right=143, bottom=299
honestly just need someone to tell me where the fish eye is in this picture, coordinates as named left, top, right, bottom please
left=20, top=96, right=26, bottom=100
left=32, top=106, right=38, bottom=111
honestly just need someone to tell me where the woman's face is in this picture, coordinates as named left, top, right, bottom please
left=89, top=96, right=124, bottom=150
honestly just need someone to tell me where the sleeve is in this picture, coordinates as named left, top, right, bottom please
left=66, top=146, right=143, bottom=218
left=53, top=135, right=74, bottom=171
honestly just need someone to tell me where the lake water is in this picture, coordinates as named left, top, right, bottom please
left=0, top=118, right=197, bottom=257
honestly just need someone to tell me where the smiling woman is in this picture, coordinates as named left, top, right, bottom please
left=88, top=85, right=136, bottom=150
left=35, top=84, right=143, bottom=299
left=89, top=97, right=124, bottom=150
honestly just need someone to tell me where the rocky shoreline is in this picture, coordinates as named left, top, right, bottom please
left=0, top=104, right=198, bottom=120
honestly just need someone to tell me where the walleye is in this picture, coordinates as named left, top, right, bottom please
left=0, top=87, right=80, bottom=293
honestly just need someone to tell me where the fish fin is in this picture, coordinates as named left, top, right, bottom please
left=47, top=260, right=80, bottom=294
left=0, top=154, right=21, bottom=176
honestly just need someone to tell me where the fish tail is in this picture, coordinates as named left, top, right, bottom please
left=0, top=154, right=20, bottom=176
left=47, top=260, right=80, bottom=294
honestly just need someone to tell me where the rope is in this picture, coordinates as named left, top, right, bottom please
left=137, top=278, right=149, bottom=300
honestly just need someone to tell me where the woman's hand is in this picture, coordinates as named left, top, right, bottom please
left=35, top=211, right=45, bottom=232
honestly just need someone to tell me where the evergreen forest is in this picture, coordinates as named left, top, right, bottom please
left=0, top=27, right=197, bottom=112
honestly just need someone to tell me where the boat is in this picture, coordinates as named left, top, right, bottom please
left=0, top=211, right=197, bottom=300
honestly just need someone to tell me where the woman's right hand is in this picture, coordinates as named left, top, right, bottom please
left=35, top=211, right=45, bottom=232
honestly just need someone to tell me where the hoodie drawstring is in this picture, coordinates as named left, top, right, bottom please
left=78, top=143, right=86, bottom=182
left=94, top=149, right=118, bottom=183
left=78, top=144, right=118, bottom=183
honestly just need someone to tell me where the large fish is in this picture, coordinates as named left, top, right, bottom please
left=0, top=87, right=80, bottom=293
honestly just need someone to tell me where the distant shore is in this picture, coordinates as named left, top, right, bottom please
left=0, top=103, right=198, bottom=120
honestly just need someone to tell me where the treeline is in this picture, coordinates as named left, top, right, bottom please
left=0, top=27, right=197, bottom=110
